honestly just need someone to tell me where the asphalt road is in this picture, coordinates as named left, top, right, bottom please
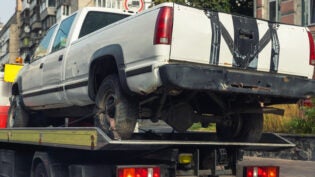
left=237, top=157, right=315, bottom=177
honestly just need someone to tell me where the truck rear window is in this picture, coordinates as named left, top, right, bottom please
left=79, top=11, right=129, bottom=38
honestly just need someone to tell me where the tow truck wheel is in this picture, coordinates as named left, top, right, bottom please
left=216, top=106, right=263, bottom=142
left=95, top=74, right=138, bottom=140
left=7, top=95, right=29, bottom=128
left=33, top=162, right=48, bottom=177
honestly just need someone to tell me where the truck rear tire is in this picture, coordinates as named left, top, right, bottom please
left=7, top=95, right=29, bottom=128
left=33, top=163, right=48, bottom=177
left=216, top=106, right=263, bottom=142
left=94, top=74, right=138, bottom=140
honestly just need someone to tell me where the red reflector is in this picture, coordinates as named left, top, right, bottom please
left=307, top=31, right=315, bottom=65
left=303, top=98, right=313, bottom=107
left=135, top=168, right=148, bottom=177
left=154, top=7, right=173, bottom=45
left=244, top=166, right=279, bottom=177
left=257, top=167, right=268, bottom=177
left=118, top=167, right=160, bottom=177
left=246, top=167, right=254, bottom=177
left=153, top=167, right=160, bottom=177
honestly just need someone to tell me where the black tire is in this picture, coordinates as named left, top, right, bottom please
left=216, top=106, right=263, bottom=142
left=7, top=95, right=29, bottom=128
left=33, top=163, right=48, bottom=177
left=94, top=74, right=138, bottom=140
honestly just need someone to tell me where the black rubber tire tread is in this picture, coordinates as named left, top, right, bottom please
left=216, top=115, right=242, bottom=141
left=7, top=95, right=29, bottom=128
left=237, top=112, right=263, bottom=142
left=94, top=74, right=138, bottom=139
left=33, top=163, right=48, bottom=177
left=216, top=104, right=263, bottom=142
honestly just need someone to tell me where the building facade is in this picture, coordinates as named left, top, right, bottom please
left=254, top=0, right=315, bottom=78
left=0, top=13, right=21, bottom=71
left=254, top=0, right=315, bottom=29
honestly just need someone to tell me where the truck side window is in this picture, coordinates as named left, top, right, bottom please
left=52, top=14, right=76, bottom=52
left=79, top=11, right=129, bottom=38
left=33, top=25, right=57, bottom=60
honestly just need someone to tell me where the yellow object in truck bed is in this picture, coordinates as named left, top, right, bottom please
left=4, top=64, right=23, bottom=83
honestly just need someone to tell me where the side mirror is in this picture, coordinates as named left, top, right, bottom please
left=24, top=54, right=31, bottom=64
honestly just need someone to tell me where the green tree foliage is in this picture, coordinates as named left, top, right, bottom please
left=188, top=0, right=231, bottom=13
left=287, top=106, right=315, bottom=134
left=153, top=0, right=230, bottom=12
left=231, top=0, right=253, bottom=16
left=152, top=0, right=253, bottom=16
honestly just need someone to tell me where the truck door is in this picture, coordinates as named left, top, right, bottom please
left=40, top=14, right=76, bottom=108
left=21, top=26, right=57, bottom=107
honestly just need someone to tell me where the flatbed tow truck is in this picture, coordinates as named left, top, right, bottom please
left=0, top=63, right=296, bottom=177
left=0, top=127, right=294, bottom=177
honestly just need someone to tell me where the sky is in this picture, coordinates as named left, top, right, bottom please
left=0, top=0, right=16, bottom=24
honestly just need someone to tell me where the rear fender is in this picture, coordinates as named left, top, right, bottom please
left=88, top=44, right=132, bottom=100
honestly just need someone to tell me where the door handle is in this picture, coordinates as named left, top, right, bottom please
left=58, top=55, right=63, bottom=61
left=39, top=63, right=44, bottom=69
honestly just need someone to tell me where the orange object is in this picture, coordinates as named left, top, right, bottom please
left=15, top=57, right=23, bottom=64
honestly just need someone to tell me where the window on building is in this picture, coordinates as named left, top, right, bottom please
left=42, top=20, right=47, bottom=30
left=63, top=5, right=70, bottom=16
left=33, top=25, right=57, bottom=60
left=48, top=16, right=56, bottom=28
left=48, top=0, right=55, bottom=7
left=52, top=14, right=76, bottom=52
left=310, top=0, right=315, bottom=24
left=79, top=11, right=129, bottom=38
left=106, top=0, right=112, bottom=8
left=95, top=0, right=106, bottom=7
left=269, top=0, right=278, bottom=22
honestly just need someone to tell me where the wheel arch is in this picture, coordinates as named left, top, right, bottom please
left=11, top=77, right=22, bottom=96
left=30, top=151, right=68, bottom=177
left=88, top=44, right=132, bottom=100
left=30, top=152, right=52, bottom=177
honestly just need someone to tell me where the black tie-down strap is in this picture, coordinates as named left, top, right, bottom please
left=269, top=23, right=280, bottom=72
left=205, top=10, right=280, bottom=71
left=206, top=11, right=221, bottom=65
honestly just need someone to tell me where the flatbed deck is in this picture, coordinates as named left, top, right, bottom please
left=0, top=127, right=295, bottom=151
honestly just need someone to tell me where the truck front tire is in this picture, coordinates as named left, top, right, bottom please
left=7, top=95, right=29, bottom=128
left=94, top=74, right=138, bottom=140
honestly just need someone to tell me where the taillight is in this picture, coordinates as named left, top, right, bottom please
left=154, top=7, right=173, bottom=45
left=118, top=166, right=160, bottom=177
left=244, top=166, right=279, bottom=177
left=307, top=31, right=315, bottom=65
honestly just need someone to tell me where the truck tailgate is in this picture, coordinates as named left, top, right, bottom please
left=170, top=4, right=313, bottom=79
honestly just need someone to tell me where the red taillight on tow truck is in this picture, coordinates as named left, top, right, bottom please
left=307, top=31, right=315, bottom=65
left=118, top=166, right=160, bottom=177
left=154, top=7, right=173, bottom=45
left=244, top=166, right=279, bottom=177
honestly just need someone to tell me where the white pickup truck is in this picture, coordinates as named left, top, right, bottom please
left=9, top=3, right=315, bottom=141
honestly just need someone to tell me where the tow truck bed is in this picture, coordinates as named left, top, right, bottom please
left=0, top=127, right=294, bottom=151
left=0, top=127, right=294, bottom=177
